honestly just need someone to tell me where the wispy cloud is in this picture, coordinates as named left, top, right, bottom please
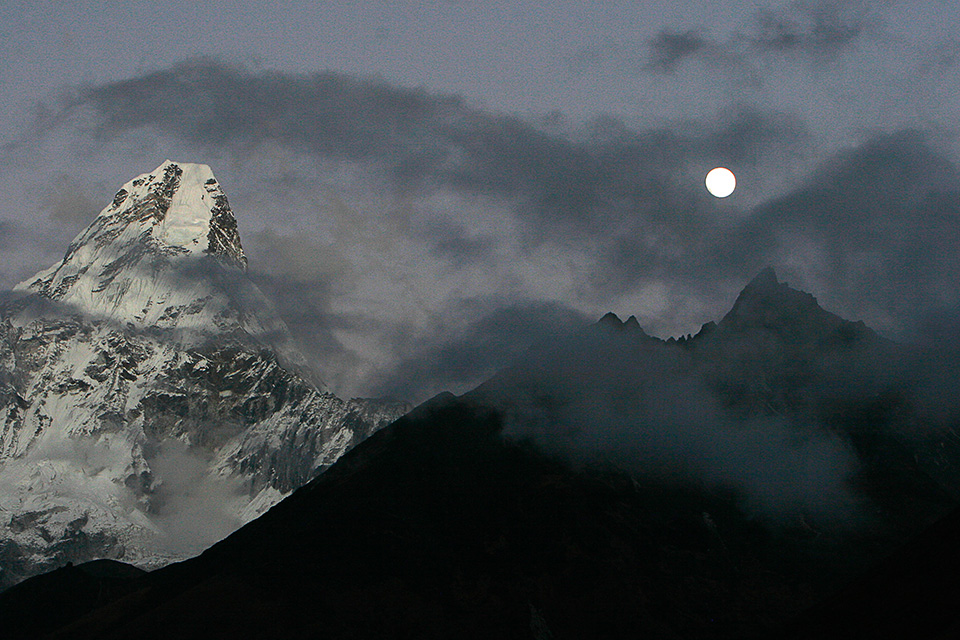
left=369, top=300, right=590, bottom=401
left=489, top=322, right=867, bottom=527
left=746, top=0, right=870, bottom=59
left=642, top=0, right=876, bottom=75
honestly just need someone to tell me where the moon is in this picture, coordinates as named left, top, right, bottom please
left=705, top=167, right=736, bottom=198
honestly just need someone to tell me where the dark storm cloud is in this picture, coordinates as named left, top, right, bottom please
left=586, top=106, right=807, bottom=165
left=42, top=60, right=796, bottom=219
left=0, top=218, right=80, bottom=287
left=39, top=173, right=105, bottom=228
left=37, top=59, right=807, bottom=287
left=735, top=130, right=960, bottom=335
left=920, top=40, right=960, bottom=72
left=646, top=30, right=709, bottom=73
left=694, top=106, right=808, bottom=165
left=502, top=105, right=807, bottom=276
left=563, top=43, right=620, bottom=76
left=50, top=57, right=534, bottom=197
left=40, top=60, right=604, bottom=234
left=369, top=301, right=590, bottom=402
left=0, top=220, right=19, bottom=251
left=569, top=107, right=807, bottom=294
left=421, top=220, right=497, bottom=267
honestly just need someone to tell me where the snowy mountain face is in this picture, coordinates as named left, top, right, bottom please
left=16, top=161, right=269, bottom=337
left=0, top=162, right=409, bottom=590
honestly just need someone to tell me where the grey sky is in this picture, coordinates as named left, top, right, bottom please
left=1, top=0, right=959, bottom=402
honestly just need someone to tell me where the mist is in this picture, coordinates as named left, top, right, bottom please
left=476, top=268, right=960, bottom=531
left=488, top=324, right=866, bottom=528
left=147, top=440, right=245, bottom=558
left=0, top=56, right=956, bottom=405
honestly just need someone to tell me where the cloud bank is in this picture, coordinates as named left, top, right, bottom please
left=0, top=58, right=957, bottom=402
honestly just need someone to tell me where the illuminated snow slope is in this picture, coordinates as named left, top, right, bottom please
left=15, top=161, right=269, bottom=335
left=0, top=162, right=408, bottom=589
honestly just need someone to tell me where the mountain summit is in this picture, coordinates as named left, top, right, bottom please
left=25, top=160, right=246, bottom=275
left=14, top=161, right=257, bottom=333
left=723, top=267, right=825, bottom=328
left=708, top=267, right=875, bottom=351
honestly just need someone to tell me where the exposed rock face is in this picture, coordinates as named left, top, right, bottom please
left=0, top=162, right=409, bottom=590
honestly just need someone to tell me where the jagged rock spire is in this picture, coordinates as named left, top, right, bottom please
left=744, top=266, right=779, bottom=292
left=724, top=267, right=819, bottom=325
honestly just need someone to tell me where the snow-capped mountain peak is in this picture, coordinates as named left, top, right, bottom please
left=0, top=161, right=410, bottom=588
left=12, top=161, right=266, bottom=334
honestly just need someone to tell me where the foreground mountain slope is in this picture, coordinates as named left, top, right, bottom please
left=3, top=394, right=831, bottom=639
left=9, top=270, right=960, bottom=638
left=0, top=560, right=146, bottom=639
left=781, top=504, right=960, bottom=639
left=0, top=161, right=408, bottom=589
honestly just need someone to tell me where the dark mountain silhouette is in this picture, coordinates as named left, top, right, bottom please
left=0, top=395, right=839, bottom=639
left=3, top=269, right=960, bottom=639
left=781, top=504, right=960, bottom=639
left=0, top=560, right=145, bottom=638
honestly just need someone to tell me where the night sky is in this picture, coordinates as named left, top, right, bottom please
left=1, top=0, right=958, bottom=402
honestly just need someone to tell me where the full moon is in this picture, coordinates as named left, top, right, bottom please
left=705, top=167, right=736, bottom=198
